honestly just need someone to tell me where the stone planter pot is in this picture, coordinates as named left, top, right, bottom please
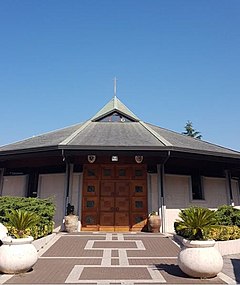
left=178, top=239, right=223, bottom=278
left=148, top=215, right=161, bottom=233
left=0, top=236, right=38, bottom=274
left=64, top=214, right=78, bottom=233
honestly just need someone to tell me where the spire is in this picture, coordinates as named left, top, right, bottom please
left=90, top=78, right=140, bottom=122
left=114, top=77, right=117, bottom=98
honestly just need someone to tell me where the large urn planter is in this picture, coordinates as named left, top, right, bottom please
left=148, top=213, right=161, bottom=233
left=64, top=214, right=79, bottom=233
left=0, top=236, right=38, bottom=274
left=178, top=239, right=223, bottom=278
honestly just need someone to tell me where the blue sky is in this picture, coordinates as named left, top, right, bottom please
left=0, top=1, right=240, bottom=151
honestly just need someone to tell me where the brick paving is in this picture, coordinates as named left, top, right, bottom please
left=0, top=232, right=232, bottom=284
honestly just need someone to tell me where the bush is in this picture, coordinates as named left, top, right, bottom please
left=175, top=205, right=240, bottom=241
left=215, top=205, right=240, bottom=227
left=0, top=196, right=55, bottom=239
left=206, top=225, right=240, bottom=241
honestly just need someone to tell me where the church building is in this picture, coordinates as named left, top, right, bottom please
left=0, top=96, right=240, bottom=232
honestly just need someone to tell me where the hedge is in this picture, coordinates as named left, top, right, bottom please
left=206, top=225, right=240, bottom=241
left=0, top=196, right=55, bottom=239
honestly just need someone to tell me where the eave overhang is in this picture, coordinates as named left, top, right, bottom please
left=1, top=144, right=240, bottom=163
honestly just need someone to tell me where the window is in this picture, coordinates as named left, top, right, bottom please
left=135, top=186, right=143, bottom=193
left=87, top=186, right=95, bottom=193
left=98, top=112, right=132, bottom=122
left=191, top=174, right=204, bottom=200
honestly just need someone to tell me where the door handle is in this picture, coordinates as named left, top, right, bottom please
left=116, top=207, right=119, bottom=211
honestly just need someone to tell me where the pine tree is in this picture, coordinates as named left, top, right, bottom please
left=182, top=120, right=202, bottom=139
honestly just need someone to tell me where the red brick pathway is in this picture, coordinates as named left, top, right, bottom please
left=2, top=232, right=226, bottom=284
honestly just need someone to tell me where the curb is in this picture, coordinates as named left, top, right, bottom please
left=32, top=233, right=57, bottom=252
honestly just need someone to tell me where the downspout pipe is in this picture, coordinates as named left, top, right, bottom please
left=0, top=168, right=4, bottom=196
left=158, top=151, right=171, bottom=233
left=225, top=170, right=234, bottom=206
left=62, top=150, right=71, bottom=214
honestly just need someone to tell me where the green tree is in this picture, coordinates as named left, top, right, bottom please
left=182, top=120, right=202, bottom=139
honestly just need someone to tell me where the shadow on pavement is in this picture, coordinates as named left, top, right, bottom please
left=156, top=263, right=189, bottom=278
left=231, top=258, right=240, bottom=283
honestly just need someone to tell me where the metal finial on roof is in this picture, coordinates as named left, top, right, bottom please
left=114, top=77, right=117, bottom=98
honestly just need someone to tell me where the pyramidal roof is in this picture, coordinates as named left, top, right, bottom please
left=91, top=96, right=140, bottom=122
left=0, top=96, right=240, bottom=159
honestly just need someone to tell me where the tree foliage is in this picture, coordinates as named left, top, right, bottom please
left=182, top=120, right=202, bottom=139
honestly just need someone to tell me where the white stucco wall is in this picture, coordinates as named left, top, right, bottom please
left=162, top=175, right=236, bottom=233
left=164, top=174, right=190, bottom=233
left=203, top=177, right=228, bottom=208
left=1, top=175, right=27, bottom=197
left=38, top=173, right=65, bottom=228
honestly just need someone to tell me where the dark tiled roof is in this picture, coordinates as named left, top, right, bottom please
left=146, top=123, right=240, bottom=156
left=0, top=96, right=239, bottom=159
left=68, top=122, right=164, bottom=147
left=0, top=123, right=83, bottom=152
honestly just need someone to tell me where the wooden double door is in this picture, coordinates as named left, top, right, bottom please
left=82, top=164, right=148, bottom=231
left=100, top=181, right=130, bottom=231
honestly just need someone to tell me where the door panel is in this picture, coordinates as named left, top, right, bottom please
left=131, top=181, right=147, bottom=197
left=83, top=165, right=100, bottom=180
left=131, top=197, right=147, bottom=212
left=101, top=181, right=115, bottom=196
left=82, top=212, right=98, bottom=231
left=131, top=213, right=147, bottom=229
left=100, top=212, right=115, bottom=226
left=115, top=197, right=129, bottom=212
left=101, top=165, right=115, bottom=179
left=116, top=182, right=130, bottom=196
left=83, top=197, right=98, bottom=212
left=115, top=212, right=129, bottom=226
left=100, top=197, right=114, bottom=211
left=83, top=180, right=99, bottom=196
left=115, top=166, right=131, bottom=180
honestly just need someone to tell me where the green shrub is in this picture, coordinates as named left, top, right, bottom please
left=0, top=196, right=55, bottom=239
left=206, top=225, right=240, bottom=241
left=175, top=205, right=240, bottom=241
left=215, top=205, right=240, bottom=227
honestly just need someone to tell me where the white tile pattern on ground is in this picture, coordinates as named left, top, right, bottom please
left=65, top=233, right=166, bottom=284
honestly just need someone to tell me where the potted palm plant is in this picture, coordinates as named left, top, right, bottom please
left=0, top=209, right=39, bottom=274
left=175, top=206, right=223, bottom=278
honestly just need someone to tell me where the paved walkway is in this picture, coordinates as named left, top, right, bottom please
left=0, top=232, right=238, bottom=284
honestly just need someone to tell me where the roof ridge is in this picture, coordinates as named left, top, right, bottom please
left=140, top=121, right=172, bottom=146
left=147, top=122, right=240, bottom=154
left=114, top=96, right=118, bottom=109
left=91, top=96, right=140, bottom=122
left=59, top=120, right=91, bottom=145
